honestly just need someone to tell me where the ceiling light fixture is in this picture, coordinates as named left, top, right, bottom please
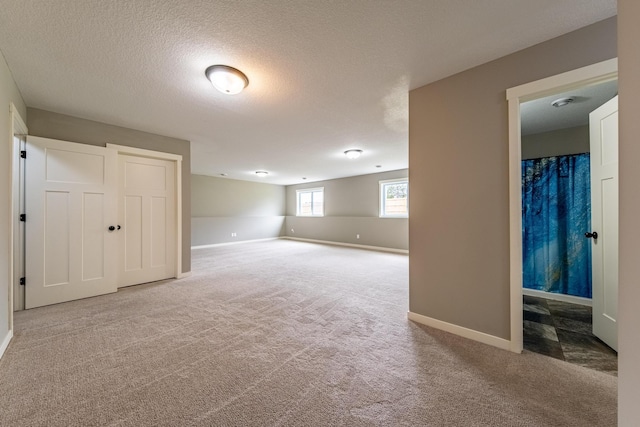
left=205, top=65, right=249, bottom=95
left=255, top=171, right=268, bottom=177
left=344, top=149, right=363, bottom=159
left=551, top=97, right=575, bottom=108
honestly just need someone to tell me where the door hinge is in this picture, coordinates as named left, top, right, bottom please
left=19, top=277, right=25, bottom=286
left=19, top=214, right=26, bottom=222
left=20, top=150, right=26, bottom=159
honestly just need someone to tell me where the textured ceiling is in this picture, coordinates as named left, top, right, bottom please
left=0, top=1, right=617, bottom=185
left=521, top=79, right=618, bottom=136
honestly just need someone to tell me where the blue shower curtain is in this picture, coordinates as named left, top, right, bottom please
left=522, top=154, right=592, bottom=298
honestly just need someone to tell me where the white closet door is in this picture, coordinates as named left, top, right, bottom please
left=118, top=155, right=176, bottom=287
left=25, top=136, right=118, bottom=309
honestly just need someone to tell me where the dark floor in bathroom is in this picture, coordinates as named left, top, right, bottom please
left=523, top=295, right=617, bottom=375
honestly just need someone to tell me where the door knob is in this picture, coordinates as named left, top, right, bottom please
left=108, top=226, right=115, bottom=231
left=585, top=231, right=598, bottom=239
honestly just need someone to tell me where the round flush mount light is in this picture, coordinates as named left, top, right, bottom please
left=344, top=149, right=363, bottom=159
left=255, top=171, right=269, bottom=177
left=205, top=65, right=249, bottom=95
left=551, top=97, right=575, bottom=108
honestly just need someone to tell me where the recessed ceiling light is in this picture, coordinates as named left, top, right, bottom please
left=205, top=65, right=249, bottom=95
left=375, top=165, right=382, bottom=168
left=255, top=171, right=268, bottom=177
left=220, top=173, right=227, bottom=176
left=302, top=177, right=307, bottom=180
left=551, top=97, right=575, bottom=108
left=344, top=149, right=363, bottom=159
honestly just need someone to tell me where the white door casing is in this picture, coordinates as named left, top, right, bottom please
left=507, top=58, right=618, bottom=353
left=118, top=155, right=176, bottom=287
left=25, top=136, right=118, bottom=309
left=589, top=95, right=619, bottom=351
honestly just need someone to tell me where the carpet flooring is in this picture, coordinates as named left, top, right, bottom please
left=0, top=240, right=617, bottom=426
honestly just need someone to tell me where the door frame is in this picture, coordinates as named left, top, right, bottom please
left=107, top=144, right=184, bottom=280
left=506, top=58, right=618, bottom=353
left=9, top=104, right=27, bottom=319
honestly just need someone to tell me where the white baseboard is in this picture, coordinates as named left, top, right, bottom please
left=523, top=288, right=592, bottom=307
left=281, top=236, right=408, bottom=255
left=191, top=237, right=279, bottom=250
left=0, top=330, right=13, bottom=360
left=408, top=311, right=511, bottom=351
left=177, top=271, right=192, bottom=279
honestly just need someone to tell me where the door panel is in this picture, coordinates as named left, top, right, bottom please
left=124, top=195, right=143, bottom=271
left=151, top=197, right=167, bottom=267
left=25, top=136, right=117, bottom=309
left=118, top=155, right=176, bottom=287
left=83, top=193, right=106, bottom=280
left=589, top=96, right=618, bottom=351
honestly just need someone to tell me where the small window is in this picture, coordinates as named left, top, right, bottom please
left=296, top=187, right=324, bottom=216
left=380, top=179, right=408, bottom=218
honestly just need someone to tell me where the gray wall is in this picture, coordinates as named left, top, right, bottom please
left=0, top=50, right=27, bottom=348
left=191, top=174, right=285, bottom=246
left=521, top=125, right=589, bottom=160
left=285, top=169, right=408, bottom=250
left=408, top=18, right=617, bottom=339
left=618, top=1, right=640, bottom=423
left=27, top=108, right=191, bottom=274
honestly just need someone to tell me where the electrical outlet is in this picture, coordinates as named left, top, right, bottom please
left=356, top=234, right=360, bottom=239
left=231, top=232, right=237, bottom=237
left=291, top=228, right=295, bottom=233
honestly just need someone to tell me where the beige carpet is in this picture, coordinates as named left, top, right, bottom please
left=0, top=240, right=616, bottom=426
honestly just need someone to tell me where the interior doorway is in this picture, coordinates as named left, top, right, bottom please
left=518, top=84, right=617, bottom=373
left=506, top=58, right=618, bottom=354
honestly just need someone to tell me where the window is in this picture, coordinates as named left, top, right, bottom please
left=296, top=187, right=324, bottom=216
left=380, top=179, right=408, bottom=217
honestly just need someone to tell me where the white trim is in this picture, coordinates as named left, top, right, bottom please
left=506, top=58, right=618, bottom=101
left=106, top=143, right=182, bottom=161
left=379, top=178, right=409, bottom=218
left=507, top=58, right=618, bottom=355
left=0, top=330, right=13, bottom=360
left=192, top=237, right=280, bottom=250
left=107, top=143, right=184, bottom=278
left=282, top=236, right=408, bottom=254
left=523, top=288, right=592, bottom=307
left=177, top=271, right=192, bottom=279
left=407, top=311, right=511, bottom=351
left=10, top=103, right=27, bottom=321
left=295, top=187, right=325, bottom=217
left=507, top=93, right=524, bottom=354
left=175, top=159, right=183, bottom=277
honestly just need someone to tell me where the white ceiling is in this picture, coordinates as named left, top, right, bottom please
left=521, top=79, right=618, bottom=136
left=0, top=1, right=616, bottom=185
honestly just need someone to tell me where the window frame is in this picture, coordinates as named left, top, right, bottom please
left=379, top=178, right=409, bottom=218
left=296, top=187, right=325, bottom=217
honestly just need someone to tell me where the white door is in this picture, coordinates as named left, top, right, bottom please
left=118, top=155, right=176, bottom=287
left=25, top=136, right=118, bottom=309
left=589, top=95, right=618, bottom=351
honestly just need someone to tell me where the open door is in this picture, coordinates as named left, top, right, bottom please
left=25, top=136, right=118, bottom=309
left=589, top=95, right=618, bottom=351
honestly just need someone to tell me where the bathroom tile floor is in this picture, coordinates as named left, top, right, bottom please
left=523, top=295, right=617, bottom=375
